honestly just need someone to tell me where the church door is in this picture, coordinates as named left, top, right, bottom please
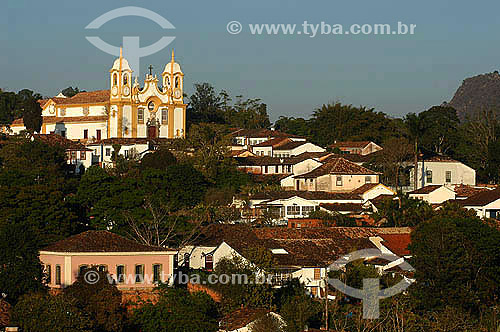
left=147, top=126, right=157, bottom=138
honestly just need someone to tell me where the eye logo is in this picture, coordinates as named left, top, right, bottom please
left=328, top=249, right=415, bottom=319
left=85, top=6, right=176, bottom=76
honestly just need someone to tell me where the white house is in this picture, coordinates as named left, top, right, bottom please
left=409, top=155, right=476, bottom=189
left=219, top=308, right=284, bottom=332
left=230, top=128, right=304, bottom=151
left=251, top=137, right=324, bottom=157
left=294, top=157, right=380, bottom=192
left=408, top=185, right=456, bottom=204
left=351, top=183, right=396, bottom=202
left=460, top=188, right=500, bottom=219
left=86, top=138, right=157, bottom=167
left=329, top=141, right=383, bottom=155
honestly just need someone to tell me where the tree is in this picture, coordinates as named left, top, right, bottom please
left=377, top=137, right=413, bottom=188
left=61, top=86, right=82, bottom=98
left=250, top=313, right=285, bottom=332
left=417, top=105, right=460, bottom=154
left=132, top=288, right=219, bottom=332
left=372, top=195, right=434, bottom=227
left=280, top=293, right=322, bottom=332
left=16, top=89, right=43, bottom=133
left=187, top=83, right=224, bottom=124
left=0, top=223, right=46, bottom=304
left=140, top=148, right=177, bottom=171
left=64, top=267, right=126, bottom=332
left=409, top=207, right=500, bottom=315
left=12, top=293, right=93, bottom=332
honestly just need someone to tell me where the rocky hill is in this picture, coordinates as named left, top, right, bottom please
left=449, top=71, right=500, bottom=120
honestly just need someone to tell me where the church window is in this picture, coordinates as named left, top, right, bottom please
left=175, top=76, right=179, bottom=88
left=123, top=74, right=128, bottom=85
left=161, top=109, right=168, bottom=124
left=83, top=129, right=88, bottom=139
left=138, top=109, right=144, bottom=124
left=113, top=73, right=118, bottom=86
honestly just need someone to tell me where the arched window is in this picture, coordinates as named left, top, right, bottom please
left=113, top=73, right=118, bottom=86
left=123, top=74, right=128, bottom=85
left=175, top=76, right=179, bottom=88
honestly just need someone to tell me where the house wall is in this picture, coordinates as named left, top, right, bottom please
left=411, top=161, right=476, bottom=189
left=252, top=146, right=272, bottom=156
left=177, top=246, right=217, bottom=270
left=43, top=122, right=108, bottom=140
left=296, top=174, right=379, bottom=192
left=361, top=185, right=395, bottom=201
left=40, top=252, right=175, bottom=289
left=409, top=187, right=456, bottom=204
left=274, top=143, right=325, bottom=157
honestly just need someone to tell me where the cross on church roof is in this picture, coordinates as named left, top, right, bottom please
left=148, top=65, right=153, bottom=76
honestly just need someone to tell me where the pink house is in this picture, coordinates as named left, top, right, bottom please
left=39, top=231, right=177, bottom=290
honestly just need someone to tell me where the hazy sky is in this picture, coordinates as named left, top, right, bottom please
left=2, top=0, right=500, bottom=122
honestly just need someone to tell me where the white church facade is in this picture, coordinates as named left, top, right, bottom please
left=10, top=49, right=186, bottom=141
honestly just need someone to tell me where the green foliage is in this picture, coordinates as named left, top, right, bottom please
left=61, top=86, right=82, bottom=98
left=0, top=223, right=46, bottom=304
left=373, top=195, right=434, bottom=227
left=409, top=208, right=500, bottom=315
left=213, top=248, right=275, bottom=312
left=132, top=288, right=219, bottom=332
left=140, top=148, right=177, bottom=171
left=12, top=293, right=93, bottom=332
left=307, top=210, right=356, bottom=227
left=280, top=293, right=322, bottom=332
left=64, top=267, right=126, bottom=332
left=187, top=83, right=270, bottom=128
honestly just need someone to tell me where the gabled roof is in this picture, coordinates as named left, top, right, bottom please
left=37, top=116, right=108, bottom=124
left=252, top=137, right=290, bottom=147
left=461, top=188, right=500, bottom=207
left=44, top=90, right=110, bottom=106
left=41, top=231, right=174, bottom=253
left=351, top=183, right=384, bottom=194
left=454, top=185, right=494, bottom=198
left=408, top=185, right=445, bottom=195
left=33, top=133, right=90, bottom=151
left=248, top=190, right=362, bottom=201
left=230, top=128, right=302, bottom=139
left=219, top=308, right=270, bottom=331
left=330, top=141, right=372, bottom=149
left=273, top=140, right=309, bottom=151
left=319, top=203, right=364, bottom=213
left=197, top=225, right=410, bottom=267
left=294, top=157, right=380, bottom=178
left=380, top=234, right=411, bottom=256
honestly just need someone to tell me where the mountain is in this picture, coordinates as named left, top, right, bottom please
left=449, top=71, right=500, bottom=120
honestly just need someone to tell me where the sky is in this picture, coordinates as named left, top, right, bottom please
left=2, top=0, right=500, bottom=122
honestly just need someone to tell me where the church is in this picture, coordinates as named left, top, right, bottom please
left=10, top=49, right=186, bottom=141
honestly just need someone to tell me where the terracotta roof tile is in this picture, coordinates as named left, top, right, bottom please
left=319, top=203, right=364, bottom=212
left=33, top=133, right=90, bottom=151
left=351, top=183, right=382, bottom=194
left=330, top=141, right=372, bottom=148
left=454, top=185, right=493, bottom=198
left=295, top=157, right=380, bottom=178
left=42, top=231, right=174, bottom=252
left=380, top=234, right=411, bottom=256
left=252, top=137, right=291, bottom=147
left=219, top=308, right=269, bottom=330
left=50, top=90, right=110, bottom=105
left=249, top=190, right=362, bottom=201
left=461, top=188, right=500, bottom=207
left=408, top=185, right=443, bottom=195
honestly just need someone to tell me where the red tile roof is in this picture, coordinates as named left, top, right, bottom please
left=248, top=190, right=361, bottom=201
left=197, top=225, right=411, bottom=267
left=330, top=141, right=372, bottom=148
left=273, top=140, right=308, bottom=151
left=230, top=128, right=302, bottom=139
left=454, top=185, right=493, bottom=198
left=33, top=133, right=90, bottom=151
left=380, top=234, right=411, bottom=256
left=408, top=185, right=444, bottom=195
left=461, top=188, right=500, bottom=207
left=351, top=183, right=383, bottom=194
left=47, top=90, right=110, bottom=106
left=42, top=231, right=174, bottom=253
left=219, top=308, right=269, bottom=330
left=319, top=203, right=364, bottom=212
left=252, top=137, right=291, bottom=147
left=295, top=157, right=380, bottom=178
